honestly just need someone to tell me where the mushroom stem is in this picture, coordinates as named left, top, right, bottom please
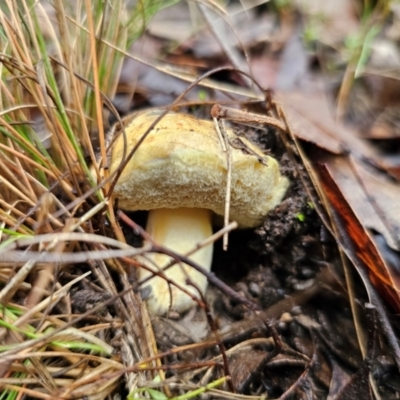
left=139, top=208, right=213, bottom=315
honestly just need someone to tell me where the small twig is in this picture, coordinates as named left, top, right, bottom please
left=136, top=340, right=219, bottom=368
left=213, top=116, right=227, bottom=152
left=1, top=231, right=134, bottom=251
left=0, top=246, right=150, bottom=264
left=211, top=104, right=287, bottom=131
left=221, top=119, right=233, bottom=251
left=191, top=221, right=238, bottom=254
left=213, top=117, right=232, bottom=250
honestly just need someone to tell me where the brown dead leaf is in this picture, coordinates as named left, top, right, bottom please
left=278, top=90, right=376, bottom=157
left=317, top=156, right=400, bottom=313
left=229, top=348, right=268, bottom=392
left=351, top=159, right=400, bottom=250
left=278, top=89, right=400, bottom=181
left=318, top=153, right=400, bottom=309
left=276, top=30, right=309, bottom=91
left=324, top=155, right=400, bottom=252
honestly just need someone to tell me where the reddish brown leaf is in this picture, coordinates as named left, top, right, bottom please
left=318, top=157, right=400, bottom=312
left=351, top=160, right=400, bottom=251
left=324, top=156, right=400, bottom=252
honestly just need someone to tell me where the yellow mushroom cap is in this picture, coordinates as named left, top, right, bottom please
left=110, top=109, right=289, bottom=227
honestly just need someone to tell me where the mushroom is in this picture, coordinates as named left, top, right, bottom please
left=110, top=109, right=289, bottom=316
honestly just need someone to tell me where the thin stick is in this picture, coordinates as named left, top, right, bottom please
left=211, top=104, right=286, bottom=131
left=221, top=119, right=232, bottom=251
left=213, top=117, right=232, bottom=250
left=187, top=221, right=238, bottom=256
left=213, top=117, right=227, bottom=152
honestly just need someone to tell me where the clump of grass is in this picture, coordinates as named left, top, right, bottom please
left=0, top=0, right=174, bottom=398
